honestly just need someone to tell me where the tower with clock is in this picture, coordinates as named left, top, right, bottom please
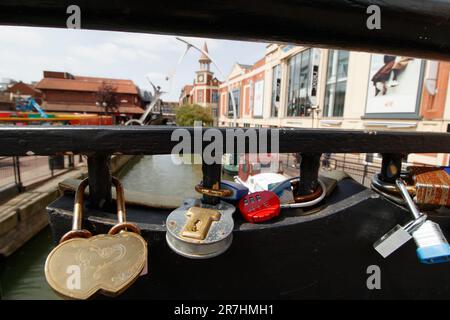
left=179, top=41, right=221, bottom=123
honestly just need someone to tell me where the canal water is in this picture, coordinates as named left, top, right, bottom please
left=0, top=155, right=234, bottom=299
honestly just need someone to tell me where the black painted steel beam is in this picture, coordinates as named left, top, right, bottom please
left=0, top=1, right=449, bottom=60
left=87, top=154, right=112, bottom=210
left=0, top=126, right=449, bottom=156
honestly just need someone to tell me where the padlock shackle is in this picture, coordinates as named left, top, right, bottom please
left=61, top=176, right=137, bottom=243
left=112, top=176, right=126, bottom=224
left=73, top=178, right=89, bottom=231
left=396, top=178, right=422, bottom=220
left=72, top=177, right=127, bottom=230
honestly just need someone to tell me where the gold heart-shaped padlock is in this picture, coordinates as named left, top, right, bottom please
left=45, top=177, right=147, bottom=299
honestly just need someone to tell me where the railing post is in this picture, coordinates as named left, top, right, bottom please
left=297, top=153, right=322, bottom=196
left=68, top=155, right=74, bottom=169
left=201, top=161, right=221, bottom=206
left=87, top=154, right=112, bottom=210
left=380, top=153, right=405, bottom=183
left=13, top=156, right=23, bottom=193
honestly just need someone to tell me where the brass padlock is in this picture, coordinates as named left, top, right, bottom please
left=45, top=177, right=147, bottom=299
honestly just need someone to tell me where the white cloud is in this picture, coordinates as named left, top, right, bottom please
left=0, top=27, right=44, bottom=48
left=0, top=26, right=267, bottom=100
left=67, top=42, right=159, bottom=65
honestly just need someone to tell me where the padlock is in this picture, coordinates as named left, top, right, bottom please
left=45, top=177, right=147, bottom=299
left=412, top=220, right=450, bottom=264
left=374, top=178, right=427, bottom=258
left=373, top=214, right=427, bottom=258
left=269, top=177, right=327, bottom=209
left=239, top=191, right=280, bottom=223
left=371, top=166, right=450, bottom=207
left=220, top=180, right=249, bottom=202
left=409, top=166, right=450, bottom=206
left=166, top=198, right=235, bottom=259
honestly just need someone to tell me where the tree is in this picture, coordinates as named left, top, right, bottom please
left=175, top=104, right=213, bottom=126
left=96, top=81, right=119, bottom=115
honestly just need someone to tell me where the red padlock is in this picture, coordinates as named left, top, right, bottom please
left=239, top=191, right=281, bottom=223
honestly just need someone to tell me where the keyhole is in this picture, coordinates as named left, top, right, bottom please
left=192, top=219, right=202, bottom=232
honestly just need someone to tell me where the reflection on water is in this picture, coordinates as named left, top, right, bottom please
left=119, top=155, right=233, bottom=196
left=0, top=226, right=60, bottom=300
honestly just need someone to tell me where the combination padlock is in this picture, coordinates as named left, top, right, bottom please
left=45, top=177, right=147, bottom=299
left=166, top=198, right=235, bottom=259
left=239, top=191, right=280, bottom=223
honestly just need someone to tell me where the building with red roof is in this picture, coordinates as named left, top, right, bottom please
left=35, top=71, right=144, bottom=123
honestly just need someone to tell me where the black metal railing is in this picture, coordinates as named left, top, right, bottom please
left=1, top=0, right=449, bottom=61
left=0, top=126, right=449, bottom=212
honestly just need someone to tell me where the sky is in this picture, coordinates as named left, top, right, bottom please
left=0, top=26, right=268, bottom=101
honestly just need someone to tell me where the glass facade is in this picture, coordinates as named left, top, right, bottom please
left=323, top=50, right=349, bottom=117
left=271, top=64, right=281, bottom=117
left=286, top=49, right=313, bottom=117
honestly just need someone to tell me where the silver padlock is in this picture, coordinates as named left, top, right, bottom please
left=374, top=214, right=426, bottom=258
left=165, top=198, right=235, bottom=259
left=374, top=178, right=427, bottom=258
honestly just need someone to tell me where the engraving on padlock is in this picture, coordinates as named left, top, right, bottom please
left=412, top=220, right=450, bottom=264
left=45, top=177, right=147, bottom=299
left=166, top=198, right=235, bottom=259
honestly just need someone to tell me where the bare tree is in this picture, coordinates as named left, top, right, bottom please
left=96, top=81, right=119, bottom=115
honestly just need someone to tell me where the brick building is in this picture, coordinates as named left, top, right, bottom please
left=218, top=44, right=450, bottom=167
left=35, top=71, right=144, bottom=123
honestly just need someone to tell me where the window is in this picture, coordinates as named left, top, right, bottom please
left=271, top=64, right=281, bottom=117
left=212, top=91, right=218, bottom=103
left=286, top=49, right=313, bottom=117
left=228, top=88, right=240, bottom=118
left=323, top=50, right=349, bottom=117
left=197, top=90, right=203, bottom=103
left=244, top=123, right=250, bottom=127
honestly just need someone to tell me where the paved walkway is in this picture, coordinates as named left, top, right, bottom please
left=0, top=164, right=87, bottom=257
left=0, top=156, right=85, bottom=188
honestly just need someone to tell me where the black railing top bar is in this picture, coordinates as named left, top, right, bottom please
left=0, top=0, right=449, bottom=61
left=0, top=126, right=449, bottom=156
